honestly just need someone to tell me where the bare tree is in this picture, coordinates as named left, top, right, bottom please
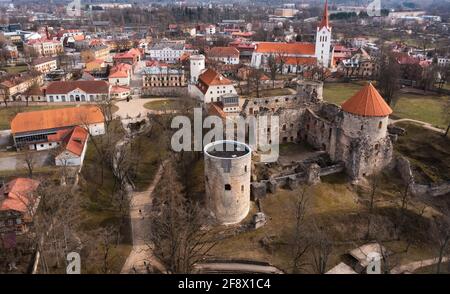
left=430, top=208, right=450, bottom=274
left=376, top=49, right=401, bottom=105
left=23, top=149, right=36, bottom=179
left=291, top=186, right=310, bottom=273
left=267, top=54, right=278, bottom=88
left=310, top=222, right=332, bottom=274
left=149, top=160, right=217, bottom=273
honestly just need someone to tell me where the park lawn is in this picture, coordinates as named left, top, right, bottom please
left=394, top=121, right=450, bottom=184
left=393, top=94, right=449, bottom=128
left=0, top=105, right=70, bottom=130
left=143, top=99, right=180, bottom=111
left=211, top=169, right=439, bottom=273
left=0, top=65, right=28, bottom=74
left=323, top=82, right=449, bottom=128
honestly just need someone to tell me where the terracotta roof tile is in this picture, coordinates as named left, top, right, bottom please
left=341, top=83, right=392, bottom=117
left=255, top=42, right=315, bottom=55
left=198, top=68, right=232, bottom=86
left=46, top=80, right=109, bottom=95
left=11, top=106, right=105, bottom=134
left=208, top=47, right=240, bottom=58
left=64, top=126, right=89, bottom=156
left=0, top=178, right=40, bottom=214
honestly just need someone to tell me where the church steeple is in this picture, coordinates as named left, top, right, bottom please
left=318, top=0, right=330, bottom=30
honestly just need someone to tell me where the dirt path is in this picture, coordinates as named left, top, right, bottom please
left=390, top=118, right=445, bottom=134
left=390, top=256, right=449, bottom=274
left=121, top=161, right=167, bottom=274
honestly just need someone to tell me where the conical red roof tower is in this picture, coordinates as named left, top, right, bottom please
left=341, top=83, right=393, bottom=117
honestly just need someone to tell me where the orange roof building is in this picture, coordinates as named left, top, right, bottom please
left=341, top=83, right=392, bottom=117
left=254, top=42, right=316, bottom=56
left=191, top=68, right=238, bottom=103
left=0, top=178, right=41, bottom=233
left=11, top=106, right=105, bottom=150
left=55, top=126, right=89, bottom=167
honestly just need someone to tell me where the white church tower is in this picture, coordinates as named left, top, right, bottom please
left=190, top=54, right=205, bottom=83
left=315, top=0, right=332, bottom=68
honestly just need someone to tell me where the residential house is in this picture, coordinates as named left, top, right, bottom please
left=25, top=39, right=63, bottom=57
left=81, top=45, right=110, bottom=63
left=31, top=56, right=58, bottom=73
left=0, top=73, right=44, bottom=101
left=189, top=68, right=237, bottom=103
left=108, top=63, right=132, bottom=86
left=55, top=126, right=89, bottom=167
left=0, top=178, right=41, bottom=234
left=207, top=47, right=240, bottom=64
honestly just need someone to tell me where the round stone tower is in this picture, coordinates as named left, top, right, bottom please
left=204, top=140, right=251, bottom=225
left=190, top=54, right=205, bottom=83
left=340, top=83, right=392, bottom=143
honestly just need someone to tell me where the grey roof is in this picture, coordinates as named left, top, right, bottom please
left=150, top=42, right=185, bottom=51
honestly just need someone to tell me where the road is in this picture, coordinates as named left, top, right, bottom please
left=0, top=150, right=52, bottom=171
left=121, top=160, right=167, bottom=274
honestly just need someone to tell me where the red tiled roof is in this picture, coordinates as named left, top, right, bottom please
left=0, top=178, right=40, bottom=214
left=208, top=47, right=240, bottom=58
left=11, top=106, right=105, bottom=134
left=111, top=85, right=130, bottom=94
left=198, top=68, right=232, bottom=86
left=64, top=126, right=89, bottom=156
left=208, top=102, right=226, bottom=119
left=341, top=83, right=392, bottom=117
left=255, top=42, right=315, bottom=55
left=46, top=80, right=109, bottom=95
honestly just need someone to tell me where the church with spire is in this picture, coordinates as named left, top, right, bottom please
left=250, top=0, right=334, bottom=70
left=315, top=0, right=332, bottom=67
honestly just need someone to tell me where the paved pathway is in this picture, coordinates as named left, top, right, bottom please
left=390, top=256, right=449, bottom=274
left=113, top=98, right=170, bottom=120
left=390, top=118, right=445, bottom=134
left=0, top=150, right=52, bottom=171
left=121, top=160, right=167, bottom=274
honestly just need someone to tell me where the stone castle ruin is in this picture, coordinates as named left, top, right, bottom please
left=204, top=80, right=395, bottom=224
left=241, top=80, right=394, bottom=180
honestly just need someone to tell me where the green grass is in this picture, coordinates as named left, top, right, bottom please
left=143, top=99, right=180, bottom=111
left=130, top=133, right=167, bottom=191
left=0, top=105, right=70, bottom=130
left=394, top=122, right=450, bottom=184
left=323, top=82, right=449, bottom=128
left=0, top=65, right=28, bottom=74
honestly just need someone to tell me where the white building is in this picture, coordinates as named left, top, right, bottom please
left=205, top=25, right=216, bottom=35
left=315, top=0, right=332, bottom=67
left=190, top=54, right=205, bottom=83
left=250, top=0, right=332, bottom=69
left=189, top=68, right=237, bottom=103
left=437, top=57, right=450, bottom=67
left=207, top=47, right=240, bottom=65
left=45, top=80, right=110, bottom=102
left=147, top=41, right=187, bottom=63
left=55, top=126, right=89, bottom=167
